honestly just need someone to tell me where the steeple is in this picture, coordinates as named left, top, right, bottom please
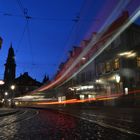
left=42, top=75, right=50, bottom=84
left=4, top=44, right=16, bottom=84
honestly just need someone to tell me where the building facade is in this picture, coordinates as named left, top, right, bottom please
left=13, top=72, right=42, bottom=97
left=0, top=45, right=42, bottom=101
left=43, top=22, right=140, bottom=106
left=4, top=44, right=16, bottom=84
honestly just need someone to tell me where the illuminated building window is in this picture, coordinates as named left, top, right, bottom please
left=96, top=63, right=105, bottom=75
left=105, top=62, right=111, bottom=72
left=114, top=58, right=120, bottom=70
left=137, top=57, right=140, bottom=67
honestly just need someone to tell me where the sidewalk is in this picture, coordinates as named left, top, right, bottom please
left=0, top=108, right=19, bottom=117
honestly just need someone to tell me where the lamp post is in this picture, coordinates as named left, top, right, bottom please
left=4, top=92, right=8, bottom=96
left=115, top=74, right=121, bottom=93
left=10, top=85, right=15, bottom=107
left=4, top=92, right=8, bottom=107
left=11, top=85, right=15, bottom=90
left=115, top=74, right=120, bottom=83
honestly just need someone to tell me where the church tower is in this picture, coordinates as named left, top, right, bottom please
left=4, top=44, right=16, bottom=84
left=42, top=75, right=50, bottom=84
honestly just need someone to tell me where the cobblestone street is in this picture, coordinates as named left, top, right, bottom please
left=0, top=108, right=139, bottom=140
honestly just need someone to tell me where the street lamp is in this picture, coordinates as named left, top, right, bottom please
left=115, top=74, right=121, bottom=93
left=115, top=74, right=120, bottom=83
left=10, top=84, right=15, bottom=99
left=4, top=92, right=8, bottom=96
left=4, top=92, right=8, bottom=107
left=10, top=85, right=15, bottom=107
left=11, top=85, right=15, bottom=90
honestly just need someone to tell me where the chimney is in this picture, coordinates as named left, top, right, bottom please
left=122, top=11, right=129, bottom=18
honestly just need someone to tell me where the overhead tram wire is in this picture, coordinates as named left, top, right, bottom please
left=15, top=0, right=90, bottom=72
left=0, top=11, right=75, bottom=21
left=13, top=0, right=96, bottom=75
left=16, top=21, right=28, bottom=54
left=72, top=0, right=101, bottom=45
left=5, top=0, right=97, bottom=22
left=72, top=0, right=87, bottom=45
left=16, top=0, right=31, bottom=20
left=16, top=61, right=58, bottom=66
left=0, top=11, right=97, bottom=22
left=15, top=0, right=69, bottom=74
left=16, top=0, right=34, bottom=67
left=26, top=19, right=34, bottom=66
left=16, top=0, right=25, bottom=14
left=57, top=0, right=86, bottom=67
left=23, top=9, right=34, bottom=68
left=57, top=17, right=79, bottom=65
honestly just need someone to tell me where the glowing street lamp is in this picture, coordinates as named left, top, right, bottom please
left=0, top=80, right=4, bottom=85
left=10, top=85, right=15, bottom=107
left=10, top=85, right=15, bottom=98
left=4, top=92, right=8, bottom=96
left=115, top=74, right=121, bottom=94
left=11, top=85, right=15, bottom=90
left=115, top=74, right=120, bottom=83
left=4, top=92, right=8, bottom=106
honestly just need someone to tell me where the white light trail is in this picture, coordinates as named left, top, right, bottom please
left=37, top=2, right=140, bottom=92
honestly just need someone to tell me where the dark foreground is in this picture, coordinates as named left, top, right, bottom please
left=0, top=108, right=139, bottom=140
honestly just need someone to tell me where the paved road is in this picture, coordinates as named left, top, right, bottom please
left=0, top=108, right=139, bottom=140
left=55, top=106, right=140, bottom=136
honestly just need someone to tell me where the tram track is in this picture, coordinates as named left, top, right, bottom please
left=0, top=109, right=39, bottom=127
left=52, top=109, right=140, bottom=137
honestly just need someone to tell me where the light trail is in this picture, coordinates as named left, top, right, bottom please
left=34, top=89, right=140, bottom=105
left=36, top=2, right=140, bottom=93
left=15, top=89, right=140, bottom=105
left=35, top=93, right=122, bottom=105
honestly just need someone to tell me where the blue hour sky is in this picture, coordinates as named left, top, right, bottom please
left=0, top=0, right=134, bottom=82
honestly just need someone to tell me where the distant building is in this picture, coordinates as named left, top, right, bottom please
left=42, top=75, right=50, bottom=84
left=69, top=23, right=140, bottom=100
left=0, top=44, right=42, bottom=98
left=0, top=45, right=16, bottom=99
left=13, top=72, right=42, bottom=97
left=4, top=44, right=16, bottom=84
left=41, top=12, right=140, bottom=104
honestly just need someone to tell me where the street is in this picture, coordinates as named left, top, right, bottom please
left=0, top=108, right=139, bottom=140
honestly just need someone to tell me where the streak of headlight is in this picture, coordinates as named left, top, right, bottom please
left=36, top=93, right=123, bottom=105
left=36, top=2, right=140, bottom=92
left=56, top=6, right=140, bottom=88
